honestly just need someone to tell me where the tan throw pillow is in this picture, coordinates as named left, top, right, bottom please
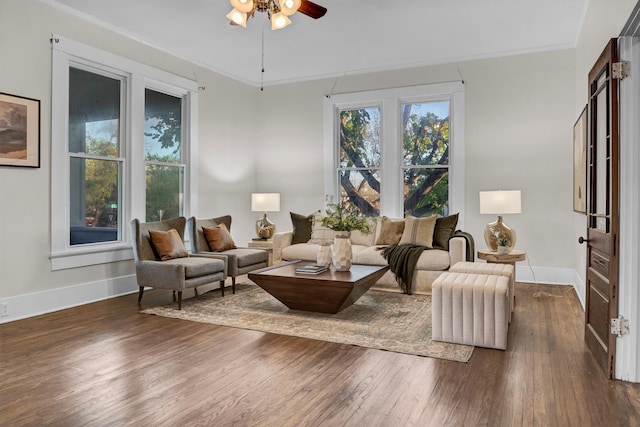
left=202, top=224, right=237, bottom=252
left=375, top=216, right=405, bottom=245
left=399, top=215, right=438, bottom=248
left=432, top=213, right=459, bottom=250
left=149, top=228, right=188, bottom=261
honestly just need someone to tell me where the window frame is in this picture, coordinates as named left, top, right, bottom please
left=323, top=82, right=465, bottom=222
left=50, top=35, right=199, bottom=270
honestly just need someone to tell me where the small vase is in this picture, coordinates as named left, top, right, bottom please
left=317, top=241, right=331, bottom=267
left=331, top=231, right=352, bottom=271
left=497, top=246, right=509, bottom=255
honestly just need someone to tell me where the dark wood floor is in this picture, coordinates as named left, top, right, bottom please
left=1, top=281, right=639, bottom=426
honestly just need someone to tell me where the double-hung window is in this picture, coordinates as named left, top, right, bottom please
left=51, top=36, right=198, bottom=270
left=323, top=82, right=465, bottom=221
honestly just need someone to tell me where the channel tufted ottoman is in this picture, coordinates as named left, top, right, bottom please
left=432, top=272, right=510, bottom=350
left=449, top=261, right=515, bottom=320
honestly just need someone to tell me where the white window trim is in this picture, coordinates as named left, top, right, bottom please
left=323, top=82, right=465, bottom=224
left=50, top=35, right=198, bottom=270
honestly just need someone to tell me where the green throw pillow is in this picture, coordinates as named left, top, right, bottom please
left=290, top=212, right=314, bottom=244
left=432, top=213, right=459, bottom=250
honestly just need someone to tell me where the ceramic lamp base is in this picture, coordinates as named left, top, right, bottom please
left=484, top=215, right=516, bottom=252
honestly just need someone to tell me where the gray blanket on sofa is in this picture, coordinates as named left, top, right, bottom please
left=379, top=244, right=426, bottom=295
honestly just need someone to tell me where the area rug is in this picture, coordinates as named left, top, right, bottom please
left=141, top=284, right=473, bottom=362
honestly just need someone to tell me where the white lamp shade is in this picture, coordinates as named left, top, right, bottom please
left=479, top=190, right=521, bottom=214
left=230, top=0, right=254, bottom=13
left=226, top=9, right=247, bottom=27
left=271, top=12, right=291, bottom=30
left=251, top=193, right=281, bottom=212
left=280, top=0, right=301, bottom=16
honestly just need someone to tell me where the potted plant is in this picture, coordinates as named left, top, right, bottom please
left=321, top=197, right=373, bottom=271
left=497, top=237, right=510, bottom=254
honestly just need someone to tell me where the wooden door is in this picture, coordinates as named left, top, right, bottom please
left=582, top=39, right=620, bottom=378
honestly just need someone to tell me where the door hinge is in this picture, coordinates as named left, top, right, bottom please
left=612, top=61, right=630, bottom=79
left=611, top=316, right=630, bottom=336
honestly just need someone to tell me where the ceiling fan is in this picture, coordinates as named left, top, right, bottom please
left=227, top=0, right=327, bottom=30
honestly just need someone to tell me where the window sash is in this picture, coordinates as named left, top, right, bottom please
left=323, top=82, right=465, bottom=222
left=50, top=35, right=199, bottom=270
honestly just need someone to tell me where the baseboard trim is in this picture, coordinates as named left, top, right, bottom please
left=0, top=275, right=138, bottom=324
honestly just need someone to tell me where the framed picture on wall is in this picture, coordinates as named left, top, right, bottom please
left=0, top=92, right=41, bottom=168
left=573, top=105, right=587, bottom=213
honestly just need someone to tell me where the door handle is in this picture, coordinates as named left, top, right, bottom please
left=578, top=236, right=589, bottom=244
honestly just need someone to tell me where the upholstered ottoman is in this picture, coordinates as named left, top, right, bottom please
left=432, top=272, right=510, bottom=350
left=449, top=261, right=515, bottom=319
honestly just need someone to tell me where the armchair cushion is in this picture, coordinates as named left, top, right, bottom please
left=148, top=228, right=188, bottom=260
left=203, top=224, right=237, bottom=252
left=163, top=256, right=226, bottom=278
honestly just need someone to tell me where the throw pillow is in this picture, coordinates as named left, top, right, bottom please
left=432, top=213, right=459, bottom=250
left=398, top=215, right=438, bottom=248
left=202, top=224, right=237, bottom=252
left=290, top=212, right=314, bottom=244
left=375, top=216, right=405, bottom=245
left=149, top=228, right=188, bottom=261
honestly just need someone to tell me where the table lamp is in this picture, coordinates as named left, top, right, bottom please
left=479, top=190, right=521, bottom=252
left=251, top=193, right=280, bottom=240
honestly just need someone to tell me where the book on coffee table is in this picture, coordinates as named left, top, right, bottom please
left=295, top=265, right=329, bottom=275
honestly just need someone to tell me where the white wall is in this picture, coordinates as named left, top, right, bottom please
left=0, top=0, right=256, bottom=318
left=257, top=50, right=578, bottom=286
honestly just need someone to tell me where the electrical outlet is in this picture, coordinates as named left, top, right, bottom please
left=0, top=303, right=8, bottom=317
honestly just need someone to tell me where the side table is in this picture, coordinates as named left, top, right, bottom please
left=477, top=248, right=526, bottom=286
left=477, top=249, right=526, bottom=266
left=248, top=239, right=274, bottom=266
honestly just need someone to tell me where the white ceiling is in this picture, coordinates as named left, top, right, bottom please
left=44, top=0, right=589, bottom=87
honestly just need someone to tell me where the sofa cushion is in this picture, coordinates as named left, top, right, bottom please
left=202, top=224, right=237, bottom=252
left=148, top=228, right=188, bottom=261
left=415, top=249, right=451, bottom=270
left=290, top=212, right=314, bottom=244
left=282, top=243, right=320, bottom=262
left=350, top=218, right=377, bottom=246
left=399, top=215, right=437, bottom=248
left=433, top=213, right=459, bottom=250
left=355, top=246, right=388, bottom=265
left=375, top=216, right=405, bottom=245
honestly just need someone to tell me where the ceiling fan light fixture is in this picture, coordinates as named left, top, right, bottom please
left=230, top=0, right=254, bottom=13
left=280, top=0, right=301, bottom=16
left=226, top=9, right=248, bottom=27
left=271, top=12, right=291, bottom=30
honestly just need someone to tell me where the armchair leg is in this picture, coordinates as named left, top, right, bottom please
left=220, top=280, right=226, bottom=297
left=173, top=291, right=176, bottom=302
left=194, top=287, right=199, bottom=297
left=137, top=286, right=144, bottom=303
left=232, top=277, right=236, bottom=294
left=176, top=291, right=183, bottom=310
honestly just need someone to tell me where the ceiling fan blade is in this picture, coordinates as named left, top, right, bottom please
left=298, top=0, right=327, bottom=19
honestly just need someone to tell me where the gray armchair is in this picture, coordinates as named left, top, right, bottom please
left=130, top=216, right=227, bottom=309
left=187, top=215, right=268, bottom=294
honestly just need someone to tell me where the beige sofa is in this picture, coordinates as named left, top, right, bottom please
left=272, top=215, right=474, bottom=295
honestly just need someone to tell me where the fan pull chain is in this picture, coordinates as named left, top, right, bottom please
left=261, top=13, right=266, bottom=91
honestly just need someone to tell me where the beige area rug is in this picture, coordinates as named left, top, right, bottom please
left=141, top=284, right=473, bottom=362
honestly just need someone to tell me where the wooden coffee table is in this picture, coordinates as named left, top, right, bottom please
left=248, top=261, right=389, bottom=314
